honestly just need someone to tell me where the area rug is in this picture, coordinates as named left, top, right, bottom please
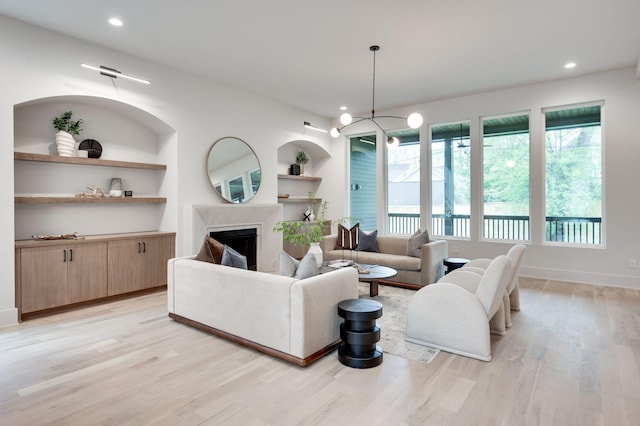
left=358, top=284, right=440, bottom=364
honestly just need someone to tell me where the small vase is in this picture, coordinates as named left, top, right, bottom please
left=308, top=242, right=323, bottom=268
left=55, top=131, right=75, bottom=157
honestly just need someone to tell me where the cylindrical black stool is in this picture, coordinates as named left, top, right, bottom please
left=337, top=299, right=383, bottom=368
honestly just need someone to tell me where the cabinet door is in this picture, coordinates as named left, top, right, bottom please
left=20, top=246, right=68, bottom=313
left=67, top=242, right=108, bottom=303
left=107, top=239, right=145, bottom=295
left=142, top=236, right=173, bottom=289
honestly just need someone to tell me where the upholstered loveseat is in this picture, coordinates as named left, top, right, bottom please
left=167, top=255, right=359, bottom=367
left=320, top=234, right=448, bottom=287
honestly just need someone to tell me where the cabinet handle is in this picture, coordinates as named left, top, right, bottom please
left=138, top=242, right=141, bottom=253
left=142, top=242, right=146, bottom=253
left=63, top=249, right=67, bottom=262
left=69, top=249, right=73, bottom=262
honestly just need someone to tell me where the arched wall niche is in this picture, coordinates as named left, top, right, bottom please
left=277, top=139, right=331, bottom=176
left=13, top=94, right=178, bottom=240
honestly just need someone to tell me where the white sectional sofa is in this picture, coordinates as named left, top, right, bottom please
left=320, top=235, right=448, bottom=287
left=167, top=256, right=359, bottom=367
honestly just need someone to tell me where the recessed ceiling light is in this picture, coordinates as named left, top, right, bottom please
left=564, top=62, right=576, bottom=69
left=108, top=17, right=123, bottom=27
left=340, top=106, right=347, bottom=111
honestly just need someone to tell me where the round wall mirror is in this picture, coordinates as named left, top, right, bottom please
left=207, top=137, right=261, bottom=203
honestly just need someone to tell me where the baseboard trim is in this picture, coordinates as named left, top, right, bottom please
left=521, top=266, right=640, bottom=290
left=0, top=307, right=19, bottom=328
left=168, top=313, right=341, bottom=367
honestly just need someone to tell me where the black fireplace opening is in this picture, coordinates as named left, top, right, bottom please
left=210, top=228, right=258, bottom=271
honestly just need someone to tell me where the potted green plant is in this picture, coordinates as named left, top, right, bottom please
left=295, top=150, right=309, bottom=175
left=52, top=111, right=83, bottom=157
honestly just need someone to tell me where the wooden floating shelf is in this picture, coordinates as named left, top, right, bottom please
left=14, top=152, right=166, bottom=171
left=277, top=174, right=322, bottom=182
left=15, top=196, right=167, bottom=204
left=277, top=197, right=322, bottom=204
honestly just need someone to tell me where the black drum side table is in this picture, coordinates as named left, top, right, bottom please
left=337, top=299, right=383, bottom=368
left=443, top=257, right=470, bottom=274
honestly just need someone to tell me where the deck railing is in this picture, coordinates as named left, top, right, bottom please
left=388, top=213, right=601, bottom=244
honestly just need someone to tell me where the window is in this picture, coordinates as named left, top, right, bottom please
left=544, top=104, right=602, bottom=245
left=387, top=129, right=420, bottom=234
left=350, top=135, right=377, bottom=231
left=431, top=121, right=471, bottom=238
left=482, top=113, right=530, bottom=241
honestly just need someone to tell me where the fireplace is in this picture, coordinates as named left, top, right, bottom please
left=210, top=228, right=258, bottom=271
left=187, top=204, right=283, bottom=273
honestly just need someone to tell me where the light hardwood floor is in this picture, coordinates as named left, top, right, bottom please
left=1, top=278, right=639, bottom=425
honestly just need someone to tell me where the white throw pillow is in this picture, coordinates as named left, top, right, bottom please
left=279, top=251, right=318, bottom=280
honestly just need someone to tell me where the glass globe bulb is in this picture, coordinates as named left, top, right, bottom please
left=407, top=112, right=423, bottom=129
left=387, top=136, right=399, bottom=148
left=330, top=128, right=340, bottom=138
left=340, top=113, right=353, bottom=125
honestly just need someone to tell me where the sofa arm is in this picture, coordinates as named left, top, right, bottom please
left=290, top=267, right=359, bottom=359
left=419, top=240, right=448, bottom=285
left=320, top=235, right=338, bottom=253
left=167, top=255, right=196, bottom=313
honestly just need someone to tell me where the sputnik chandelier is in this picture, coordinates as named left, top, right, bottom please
left=330, top=45, right=423, bottom=145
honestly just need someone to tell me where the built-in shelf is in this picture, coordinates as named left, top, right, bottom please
left=277, top=174, right=322, bottom=182
left=14, top=152, right=167, bottom=171
left=278, top=197, right=322, bottom=204
left=15, top=196, right=167, bottom=204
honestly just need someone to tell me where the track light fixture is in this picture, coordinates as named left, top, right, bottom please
left=330, top=45, right=423, bottom=145
left=81, top=63, right=150, bottom=85
left=303, top=121, right=328, bottom=133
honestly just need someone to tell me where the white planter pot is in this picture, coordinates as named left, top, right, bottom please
left=55, top=131, right=76, bottom=157
left=308, top=242, right=323, bottom=268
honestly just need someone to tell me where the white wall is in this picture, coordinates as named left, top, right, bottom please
left=331, top=67, right=640, bottom=289
left=0, top=15, right=332, bottom=326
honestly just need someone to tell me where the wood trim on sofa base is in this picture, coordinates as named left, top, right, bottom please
left=168, top=313, right=341, bottom=367
left=378, top=279, right=422, bottom=291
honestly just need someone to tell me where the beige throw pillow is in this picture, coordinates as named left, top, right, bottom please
left=406, top=229, right=430, bottom=258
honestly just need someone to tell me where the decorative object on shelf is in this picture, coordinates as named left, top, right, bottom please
left=289, top=164, right=301, bottom=176
left=75, top=185, right=108, bottom=198
left=75, top=149, right=89, bottom=158
left=78, top=139, right=103, bottom=159
left=329, top=45, right=424, bottom=146
left=52, top=111, right=83, bottom=157
left=303, top=208, right=312, bottom=221
left=273, top=196, right=328, bottom=248
left=109, top=178, right=123, bottom=197
left=295, top=150, right=309, bottom=175
left=124, top=190, right=133, bottom=197
left=31, top=232, right=82, bottom=240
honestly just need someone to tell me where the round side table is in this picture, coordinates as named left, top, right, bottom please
left=443, top=257, right=470, bottom=274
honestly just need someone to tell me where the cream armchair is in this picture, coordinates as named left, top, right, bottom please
left=461, top=244, right=526, bottom=328
left=405, top=255, right=511, bottom=361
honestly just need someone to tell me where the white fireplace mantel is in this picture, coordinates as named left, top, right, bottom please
left=185, top=204, right=283, bottom=272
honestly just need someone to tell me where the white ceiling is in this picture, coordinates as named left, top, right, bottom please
left=1, top=0, right=639, bottom=118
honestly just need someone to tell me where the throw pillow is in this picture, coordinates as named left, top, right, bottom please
left=295, top=252, right=319, bottom=280
left=279, top=251, right=319, bottom=280
left=221, top=245, right=248, bottom=269
left=195, top=235, right=225, bottom=263
left=406, top=228, right=430, bottom=258
left=356, top=229, right=378, bottom=252
left=279, top=250, right=300, bottom=277
left=334, top=223, right=359, bottom=250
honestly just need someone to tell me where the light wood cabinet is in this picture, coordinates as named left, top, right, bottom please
left=18, top=242, right=107, bottom=313
left=15, top=231, right=175, bottom=320
left=107, top=235, right=173, bottom=295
